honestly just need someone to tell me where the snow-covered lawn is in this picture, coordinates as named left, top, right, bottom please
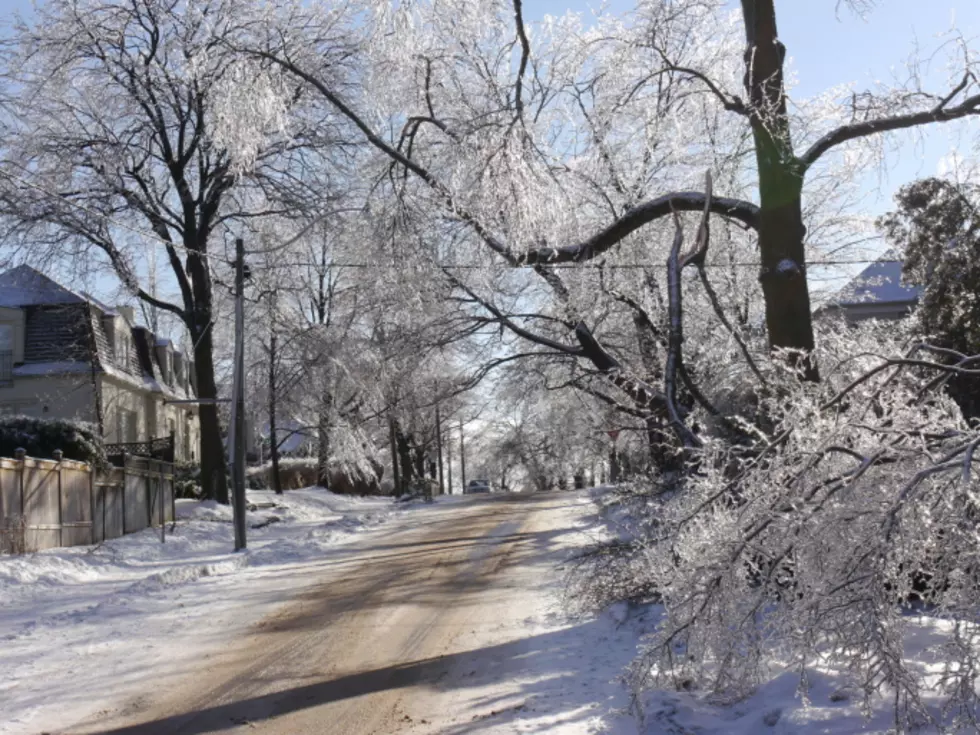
left=0, top=488, right=397, bottom=734
left=639, top=618, right=967, bottom=735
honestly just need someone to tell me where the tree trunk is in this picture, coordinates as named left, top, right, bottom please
left=459, top=425, right=466, bottom=493
left=396, top=426, right=414, bottom=493
left=435, top=401, right=444, bottom=495
left=184, top=233, right=229, bottom=502
left=446, top=423, right=453, bottom=495
left=609, top=447, right=620, bottom=483
left=413, top=443, right=425, bottom=480
left=632, top=314, right=677, bottom=471
left=388, top=414, right=401, bottom=495
left=317, top=393, right=332, bottom=488
left=741, top=0, right=818, bottom=380
left=268, top=329, right=283, bottom=495
left=192, top=326, right=228, bottom=503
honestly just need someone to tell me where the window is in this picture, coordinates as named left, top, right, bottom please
left=115, top=330, right=131, bottom=367
left=116, top=408, right=138, bottom=443
left=0, top=324, right=12, bottom=385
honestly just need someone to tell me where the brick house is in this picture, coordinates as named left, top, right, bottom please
left=0, top=265, right=200, bottom=461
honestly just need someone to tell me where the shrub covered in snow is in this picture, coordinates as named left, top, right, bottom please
left=174, top=461, right=202, bottom=498
left=604, top=322, right=980, bottom=729
left=0, top=415, right=106, bottom=467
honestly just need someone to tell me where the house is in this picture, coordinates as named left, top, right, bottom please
left=257, top=417, right=316, bottom=458
left=0, top=265, right=200, bottom=461
left=817, top=250, right=922, bottom=323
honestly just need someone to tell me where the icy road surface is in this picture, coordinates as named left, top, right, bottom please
left=51, top=492, right=638, bottom=735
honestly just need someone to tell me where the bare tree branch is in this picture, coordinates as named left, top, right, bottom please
left=800, top=81, right=980, bottom=170
left=511, top=0, right=531, bottom=121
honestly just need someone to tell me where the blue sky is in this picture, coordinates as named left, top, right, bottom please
left=2, top=0, right=976, bottom=213
left=1, top=0, right=978, bottom=297
left=531, top=0, right=980, bottom=215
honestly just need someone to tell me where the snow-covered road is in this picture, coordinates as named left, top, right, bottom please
left=2, top=490, right=642, bottom=735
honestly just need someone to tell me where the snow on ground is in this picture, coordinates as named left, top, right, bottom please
left=638, top=613, right=980, bottom=735
left=581, top=487, right=980, bottom=735
left=407, top=490, right=650, bottom=735
left=9, top=479, right=963, bottom=735
left=1, top=488, right=650, bottom=735
left=0, top=488, right=398, bottom=735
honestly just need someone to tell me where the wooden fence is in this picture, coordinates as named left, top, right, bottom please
left=0, top=451, right=175, bottom=553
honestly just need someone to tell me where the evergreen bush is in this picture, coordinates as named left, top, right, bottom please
left=0, top=415, right=107, bottom=467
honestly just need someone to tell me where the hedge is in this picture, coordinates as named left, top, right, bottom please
left=0, top=415, right=107, bottom=467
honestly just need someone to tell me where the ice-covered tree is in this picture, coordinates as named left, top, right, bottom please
left=0, top=0, right=359, bottom=500
left=238, top=0, right=980, bottom=386
left=880, top=176, right=980, bottom=417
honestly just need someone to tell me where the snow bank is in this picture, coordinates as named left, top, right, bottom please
left=635, top=611, right=980, bottom=735
left=0, top=487, right=396, bottom=734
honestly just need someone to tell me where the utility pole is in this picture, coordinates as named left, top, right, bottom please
left=230, top=237, right=248, bottom=551
left=459, top=420, right=466, bottom=494
left=268, top=290, right=283, bottom=495
left=446, top=421, right=453, bottom=495
left=388, top=414, right=401, bottom=496
left=435, top=392, right=444, bottom=496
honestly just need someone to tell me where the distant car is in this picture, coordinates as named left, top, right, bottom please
left=465, top=479, right=491, bottom=494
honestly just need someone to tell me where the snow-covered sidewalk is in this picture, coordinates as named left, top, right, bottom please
left=0, top=489, right=398, bottom=734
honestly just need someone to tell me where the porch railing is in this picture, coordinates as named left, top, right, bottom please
left=105, top=432, right=175, bottom=466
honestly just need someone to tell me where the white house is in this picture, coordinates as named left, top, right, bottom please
left=0, top=265, right=200, bottom=461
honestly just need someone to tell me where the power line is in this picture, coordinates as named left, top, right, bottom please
left=0, top=167, right=193, bottom=254
left=1, top=167, right=896, bottom=273
left=268, top=259, right=900, bottom=270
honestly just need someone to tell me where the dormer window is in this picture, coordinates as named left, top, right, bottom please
left=115, top=329, right=131, bottom=367
left=0, top=324, right=13, bottom=384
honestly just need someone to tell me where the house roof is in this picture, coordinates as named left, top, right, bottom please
left=0, top=264, right=86, bottom=307
left=835, top=252, right=921, bottom=307
left=0, top=265, right=197, bottom=402
left=23, top=303, right=97, bottom=363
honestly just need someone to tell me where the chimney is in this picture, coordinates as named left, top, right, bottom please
left=155, top=340, right=172, bottom=384
left=102, top=313, right=116, bottom=347
left=116, top=305, right=136, bottom=325
left=173, top=351, right=185, bottom=389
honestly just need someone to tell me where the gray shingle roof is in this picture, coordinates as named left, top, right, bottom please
left=836, top=253, right=921, bottom=307
left=0, top=264, right=85, bottom=307
left=0, top=266, right=195, bottom=400
left=23, top=304, right=93, bottom=363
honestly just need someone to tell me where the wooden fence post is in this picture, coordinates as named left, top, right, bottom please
left=120, top=451, right=127, bottom=535
left=54, top=449, right=63, bottom=547
left=158, top=461, right=165, bottom=543
left=14, top=447, right=25, bottom=519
